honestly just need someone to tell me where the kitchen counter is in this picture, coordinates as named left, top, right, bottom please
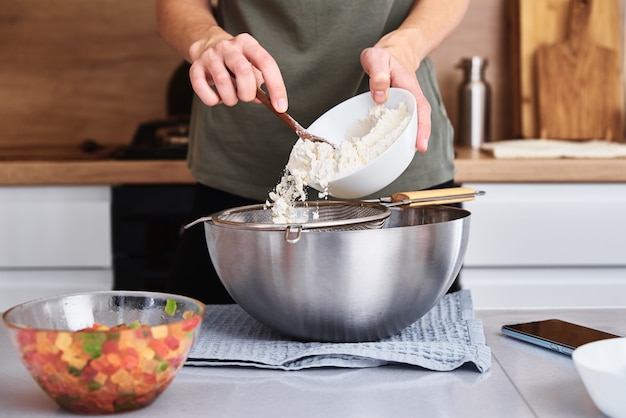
left=454, top=147, right=626, bottom=182
left=0, top=148, right=625, bottom=185
left=1, top=306, right=624, bottom=417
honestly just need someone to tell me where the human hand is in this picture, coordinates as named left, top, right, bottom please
left=188, top=31, right=288, bottom=112
left=360, top=46, right=431, bottom=152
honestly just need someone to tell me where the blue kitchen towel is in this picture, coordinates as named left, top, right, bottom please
left=185, top=290, right=491, bottom=372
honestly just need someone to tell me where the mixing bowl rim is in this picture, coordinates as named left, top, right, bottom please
left=205, top=204, right=471, bottom=234
left=2, top=289, right=206, bottom=332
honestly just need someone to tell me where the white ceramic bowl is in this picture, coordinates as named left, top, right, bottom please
left=573, top=337, right=626, bottom=418
left=305, top=88, right=417, bottom=199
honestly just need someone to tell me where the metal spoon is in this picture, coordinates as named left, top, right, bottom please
left=255, top=86, right=336, bottom=148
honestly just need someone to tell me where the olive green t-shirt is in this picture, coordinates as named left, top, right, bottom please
left=188, top=0, right=455, bottom=201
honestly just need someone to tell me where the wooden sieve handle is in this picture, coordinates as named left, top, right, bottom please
left=390, top=187, right=482, bottom=207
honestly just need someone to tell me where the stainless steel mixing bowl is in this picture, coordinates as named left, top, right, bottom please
left=201, top=205, right=471, bottom=342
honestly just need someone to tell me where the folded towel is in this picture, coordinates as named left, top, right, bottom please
left=185, top=290, right=491, bottom=372
left=481, top=139, right=626, bottom=159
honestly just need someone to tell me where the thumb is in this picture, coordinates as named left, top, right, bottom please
left=361, top=47, right=391, bottom=104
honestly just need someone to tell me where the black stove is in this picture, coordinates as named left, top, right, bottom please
left=115, top=61, right=193, bottom=160
left=113, top=117, right=189, bottom=160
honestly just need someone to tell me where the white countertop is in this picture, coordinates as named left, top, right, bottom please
left=2, top=307, right=624, bottom=417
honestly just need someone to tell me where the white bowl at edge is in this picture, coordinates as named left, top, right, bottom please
left=305, top=87, right=417, bottom=199
left=572, top=337, right=626, bottom=418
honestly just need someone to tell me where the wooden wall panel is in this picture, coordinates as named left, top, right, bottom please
left=0, top=0, right=516, bottom=153
left=0, top=1, right=182, bottom=150
left=6, top=0, right=618, bottom=153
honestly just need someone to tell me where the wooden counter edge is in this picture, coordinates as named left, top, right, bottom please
left=0, top=150, right=626, bottom=185
left=454, top=148, right=626, bottom=183
left=0, top=160, right=195, bottom=185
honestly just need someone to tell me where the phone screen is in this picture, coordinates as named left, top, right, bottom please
left=502, top=319, right=620, bottom=355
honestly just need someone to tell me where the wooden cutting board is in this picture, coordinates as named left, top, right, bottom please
left=536, top=0, right=623, bottom=140
left=508, top=0, right=623, bottom=140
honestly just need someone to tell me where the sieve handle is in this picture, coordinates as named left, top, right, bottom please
left=183, top=216, right=213, bottom=230
left=389, top=187, right=484, bottom=207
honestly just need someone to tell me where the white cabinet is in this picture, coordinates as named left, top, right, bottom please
left=0, top=186, right=113, bottom=311
left=461, top=183, right=626, bottom=308
left=2, top=183, right=624, bottom=311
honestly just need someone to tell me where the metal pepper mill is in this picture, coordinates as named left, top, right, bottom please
left=456, top=56, right=491, bottom=149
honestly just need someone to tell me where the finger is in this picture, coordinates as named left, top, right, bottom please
left=225, top=58, right=258, bottom=102
left=387, top=68, right=431, bottom=152
left=189, top=62, right=222, bottom=106
left=383, top=57, right=431, bottom=151
left=207, top=61, right=240, bottom=106
left=415, top=111, right=431, bottom=152
left=248, top=50, right=287, bottom=112
left=414, top=88, right=432, bottom=152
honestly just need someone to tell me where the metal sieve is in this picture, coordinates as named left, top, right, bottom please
left=210, top=201, right=391, bottom=232
left=183, top=201, right=391, bottom=244
left=183, top=187, right=483, bottom=243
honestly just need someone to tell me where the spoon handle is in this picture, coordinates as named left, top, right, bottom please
left=255, top=87, right=303, bottom=131
left=255, top=87, right=334, bottom=147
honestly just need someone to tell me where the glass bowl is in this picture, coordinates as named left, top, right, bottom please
left=2, top=291, right=204, bottom=414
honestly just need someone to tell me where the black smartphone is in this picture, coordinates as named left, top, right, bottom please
left=502, top=319, right=621, bottom=356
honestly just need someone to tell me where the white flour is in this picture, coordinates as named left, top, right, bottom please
left=268, top=102, right=411, bottom=223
